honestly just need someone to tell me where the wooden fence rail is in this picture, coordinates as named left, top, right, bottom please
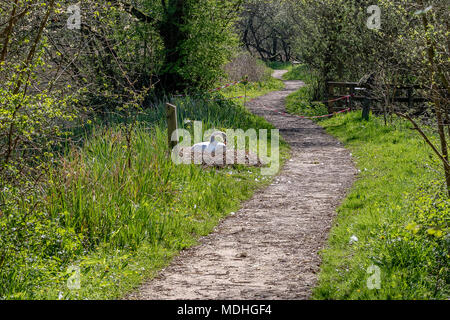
left=325, top=81, right=429, bottom=115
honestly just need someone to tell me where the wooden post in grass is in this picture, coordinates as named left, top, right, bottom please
left=407, top=87, right=414, bottom=110
left=166, top=103, right=178, bottom=150
left=358, top=73, right=375, bottom=121
left=242, top=75, right=249, bottom=105
left=327, top=82, right=335, bottom=114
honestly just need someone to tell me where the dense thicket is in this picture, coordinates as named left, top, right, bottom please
left=0, top=0, right=241, bottom=193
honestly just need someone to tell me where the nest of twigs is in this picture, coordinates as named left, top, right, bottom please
left=176, top=147, right=265, bottom=168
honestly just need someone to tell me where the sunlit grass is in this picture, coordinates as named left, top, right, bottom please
left=41, top=125, right=274, bottom=299
left=313, top=111, right=449, bottom=300
left=282, top=64, right=328, bottom=117
left=0, top=78, right=289, bottom=300
left=266, top=61, right=293, bottom=71
left=219, top=77, right=284, bottom=104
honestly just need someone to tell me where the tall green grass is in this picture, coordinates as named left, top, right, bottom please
left=265, top=61, right=293, bottom=70
left=282, top=64, right=311, bottom=81
left=313, top=111, right=449, bottom=300
left=47, top=96, right=281, bottom=252
left=283, top=64, right=328, bottom=117
left=219, top=77, right=284, bottom=104
left=0, top=81, right=288, bottom=299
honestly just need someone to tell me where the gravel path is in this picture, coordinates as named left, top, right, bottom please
left=128, top=70, right=357, bottom=300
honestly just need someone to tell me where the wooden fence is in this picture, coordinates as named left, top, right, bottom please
left=325, top=81, right=429, bottom=116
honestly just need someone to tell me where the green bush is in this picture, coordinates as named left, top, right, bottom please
left=283, top=64, right=327, bottom=117
left=282, top=64, right=310, bottom=81
left=285, top=87, right=327, bottom=117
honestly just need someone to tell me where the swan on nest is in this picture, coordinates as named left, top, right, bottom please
left=192, top=131, right=227, bottom=154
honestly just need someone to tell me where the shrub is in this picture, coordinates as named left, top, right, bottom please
left=224, top=51, right=271, bottom=82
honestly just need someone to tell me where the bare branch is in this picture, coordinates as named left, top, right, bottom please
left=395, top=112, right=449, bottom=168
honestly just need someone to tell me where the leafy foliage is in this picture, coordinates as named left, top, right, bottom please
left=0, top=0, right=255, bottom=299
left=284, top=65, right=327, bottom=117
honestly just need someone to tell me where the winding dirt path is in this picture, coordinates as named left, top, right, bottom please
left=129, top=70, right=357, bottom=300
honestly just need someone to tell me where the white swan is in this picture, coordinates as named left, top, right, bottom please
left=192, top=131, right=227, bottom=154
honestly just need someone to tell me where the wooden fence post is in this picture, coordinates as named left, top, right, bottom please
left=327, top=82, right=335, bottom=113
left=349, top=86, right=355, bottom=110
left=362, top=97, right=370, bottom=121
left=166, top=103, right=178, bottom=150
left=407, top=87, right=413, bottom=109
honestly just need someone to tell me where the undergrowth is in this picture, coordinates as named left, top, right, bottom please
left=313, top=111, right=449, bottom=300
left=283, top=65, right=328, bottom=117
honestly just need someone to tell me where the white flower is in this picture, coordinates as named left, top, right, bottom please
left=349, top=235, right=359, bottom=244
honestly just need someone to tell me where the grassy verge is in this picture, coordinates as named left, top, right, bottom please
left=0, top=77, right=288, bottom=300
left=281, top=64, right=308, bottom=80
left=266, top=61, right=293, bottom=71
left=283, top=65, right=328, bottom=117
left=313, top=111, right=449, bottom=300
left=220, top=77, right=284, bottom=104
